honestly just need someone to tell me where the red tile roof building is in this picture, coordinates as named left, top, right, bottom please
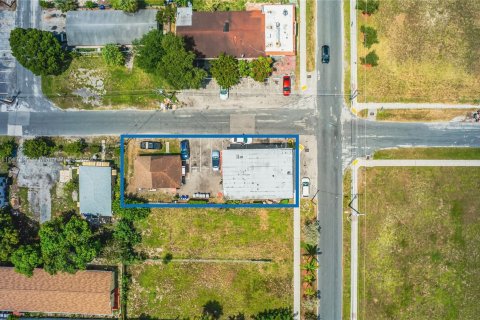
left=0, top=267, right=116, bottom=315
left=133, top=155, right=182, bottom=190
left=177, top=11, right=266, bottom=58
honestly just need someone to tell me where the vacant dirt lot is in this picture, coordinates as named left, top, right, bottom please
left=357, top=0, right=480, bottom=103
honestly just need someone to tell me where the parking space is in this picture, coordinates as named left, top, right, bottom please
left=0, top=10, right=16, bottom=99
left=178, top=138, right=229, bottom=198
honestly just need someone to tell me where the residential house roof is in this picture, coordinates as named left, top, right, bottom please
left=79, top=166, right=112, bottom=216
left=176, top=11, right=265, bottom=58
left=0, top=267, right=114, bottom=315
left=66, top=10, right=158, bottom=46
left=133, top=155, right=181, bottom=189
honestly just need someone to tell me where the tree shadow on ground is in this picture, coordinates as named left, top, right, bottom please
left=203, top=300, right=223, bottom=319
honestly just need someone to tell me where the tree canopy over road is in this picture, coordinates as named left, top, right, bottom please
left=9, top=28, right=69, bottom=76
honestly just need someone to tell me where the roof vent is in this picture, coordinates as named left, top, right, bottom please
left=223, top=21, right=229, bottom=32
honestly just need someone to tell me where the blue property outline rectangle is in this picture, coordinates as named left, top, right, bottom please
left=120, top=134, right=300, bottom=208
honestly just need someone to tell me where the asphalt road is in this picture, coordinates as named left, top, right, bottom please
left=316, top=0, right=344, bottom=319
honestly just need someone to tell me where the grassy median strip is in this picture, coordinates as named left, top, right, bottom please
left=358, top=108, right=477, bottom=122
left=357, top=167, right=480, bottom=319
left=306, top=0, right=316, bottom=72
left=342, top=170, right=352, bottom=320
left=357, top=0, right=480, bottom=103
left=373, top=147, right=480, bottom=160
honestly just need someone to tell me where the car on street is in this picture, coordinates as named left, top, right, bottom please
left=140, top=141, right=161, bottom=150
left=302, top=177, right=310, bottom=197
left=220, top=87, right=229, bottom=100
left=283, top=75, right=291, bottom=96
left=212, top=150, right=220, bottom=171
left=180, top=140, right=190, bottom=160
left=321, top=45, right=330, bottom=63
left=230, top=137, right=253, bottom=144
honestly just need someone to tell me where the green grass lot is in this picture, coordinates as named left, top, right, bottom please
left=357, top=0, right=480, bottom=103
left=342, top=170, right=352, bottom=320
left=356, top=167, right=480, bottom=319
left=136, top=208, right=292, bottom=261
left=42, top=56, right=166, bottom=110
left=374, top=147, right=480, bottom=160
left=129, top=207, right=293, bottom=318
left=128, top=262, right=292, bottom=318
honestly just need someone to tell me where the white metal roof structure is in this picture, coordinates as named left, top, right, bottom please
left=176, top=6, right=193, bottom=26
left=66, top=10, right=158, bottom=46
left=263, top=4, right=296, bottom=55
left=79, top=166, right=112, bottom=216
left=222, top=148, right=294, bottom=200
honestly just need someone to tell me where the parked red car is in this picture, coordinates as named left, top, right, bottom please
left=283, top=75, right=291, bottom=96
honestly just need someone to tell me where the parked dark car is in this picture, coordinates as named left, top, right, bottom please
left=180, top=140, right=190, bottom=160
left=283, top=75, right=291, bottom=96
left=322, top=45, right=330, bottom=64
left=212, top=150, right=220, bottom=171
left=140, top=141, right=162, bottom=150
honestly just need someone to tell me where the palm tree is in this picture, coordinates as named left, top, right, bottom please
left=302, top=243, right=318, bottom=261
left=303, top=260, right=317, bottom=273
left=304, top=273, right=316, bottom=284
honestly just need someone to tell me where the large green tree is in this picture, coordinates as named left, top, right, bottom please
left=134, top=32, right=206, bottom=89
left=0, top=211, right=20, bottom=262
left=157, top=33, right=207, bottom=89
left=360, top=25, right=379, bottom=49
left=111, top=0, right=138, bottom=13
left=11, top=245, right=42, bottom=277
left=210, top=53, right=240, bottom=89
left=0, top=138, right=16, bottom=159
left=9, top=28, right=68, bottom=76
left=249, top=56, right=273, bottom=82
left=134, top=30, right=165, bottom=74
left=356, top=0, right=379, bottom=15
left=23, top=137, right=55, bottom=159
left=360, top=50, right=379, bottom=66
left=252, top=308, right=293, bottom=320
left=39, top=214, right=99, bottom=274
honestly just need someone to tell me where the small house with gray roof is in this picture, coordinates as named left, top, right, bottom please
left=79, top=166, right=112, bottom=216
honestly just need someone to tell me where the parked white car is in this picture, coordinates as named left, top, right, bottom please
left=302, top=177, right=310, bottom=197
left=230, top=137, right=253, bottom=144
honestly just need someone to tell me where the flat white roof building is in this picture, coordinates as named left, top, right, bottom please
left=263, top=4, right=296, bottom=56
left=222, top=148, right=294, bottom=200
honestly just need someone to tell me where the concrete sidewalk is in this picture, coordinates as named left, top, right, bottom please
left=349, top=158, right=480, bottom=320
